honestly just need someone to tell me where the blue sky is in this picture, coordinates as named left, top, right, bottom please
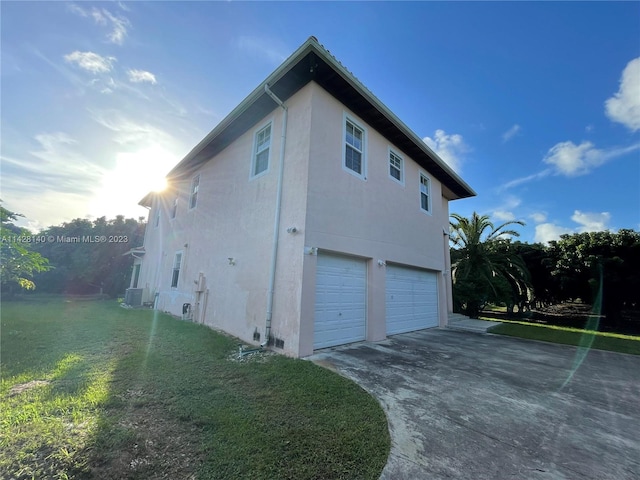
left=2, top=1, right=639, bottom=243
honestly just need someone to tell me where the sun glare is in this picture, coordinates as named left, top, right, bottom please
left=91, top=146, right=177, bottom=219
left=150, top=176, right=168, bottom=192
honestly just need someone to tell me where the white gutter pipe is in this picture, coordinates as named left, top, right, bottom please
left=262, top=84, right=288, bottom=346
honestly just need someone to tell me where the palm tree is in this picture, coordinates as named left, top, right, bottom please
left=449, top=212, right=532, bottom=318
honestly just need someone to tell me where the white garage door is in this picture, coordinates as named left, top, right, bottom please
left=314, top=253, right=366, bottom=349
left=386, top=265, right=438, bottom=335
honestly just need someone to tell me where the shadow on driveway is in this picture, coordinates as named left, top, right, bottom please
left=310, top=329, right=640, bottom=480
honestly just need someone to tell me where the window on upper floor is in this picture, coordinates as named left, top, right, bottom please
left=420, top=173, right=431, bottom=214
left=389, top=149, right=404, bottom=184
left=189, top=174, right=200, bottom=209
left=171, top=252, right=182, bottom=288
left=252, top=123, right=272, bottom=178
left=170, top=196, right=178, bottom=219
left=343, top=116, right=366, bottom=179
left=154, top=209, right=160, bottom=228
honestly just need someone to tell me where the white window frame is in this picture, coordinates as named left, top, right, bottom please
left=388, top=147, right=404, bottom=185
left=250, top=120, right=273, bottom=179
left=170, top=196, right=178, bottom=219
left=342, top=113, right=367, bottom=180
left=171, top=251, right=183, bottom=288
left=189, top=174, right=200, bottom=210
left=419, top=172, right=432, bottom=215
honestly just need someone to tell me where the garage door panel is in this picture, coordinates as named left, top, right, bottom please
left=386, top=265, right=438, bottom=335
left=314, top=254, right=366, bottom=350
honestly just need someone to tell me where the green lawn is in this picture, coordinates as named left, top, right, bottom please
left=484, top=318, right=640, bottom=355
left=1, top=298, right=390, bottom=480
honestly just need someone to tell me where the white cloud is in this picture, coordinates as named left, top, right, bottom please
left=534, top=223, right=573, bottom=243
left=423, top=129, right=469, bottom=173
left=543, top=140, right=640, bottom=177
left=68, top=4, right=130, bottom=45
left=493, top=210, right=516, bottom=221
left=498, top=169, right=552, bottom=191
left=501, top=124, right=521, bottom=143
left=542, top=141, right=603, bottom=176
left=127, top=69, right=157, bottom=84
left=64, top=51, right=115, bottom=74
left=102, top=10, right=129, bottom=45
left=571, top=210, right=611, bottom=232
left=91, top=111, right=172, bottom=147
left=534, top=210, right=612, bottom=243
left=530, top=212, right=547, bottom=223
left=605, top=57, right=640, bottom=132
left=500, top=140, right=640, bottom=191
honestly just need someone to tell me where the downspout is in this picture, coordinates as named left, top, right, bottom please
left=263, top=84, right=288, bottom=346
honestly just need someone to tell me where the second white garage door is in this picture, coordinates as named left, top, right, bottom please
left=314, top=253, right=366, bottom=350
left=386, top=265, right=438, bottom=335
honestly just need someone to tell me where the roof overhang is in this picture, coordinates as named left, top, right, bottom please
left=144, top=36, right=475, bottom=201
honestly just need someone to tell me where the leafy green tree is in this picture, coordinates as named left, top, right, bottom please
left=509, top=241, right=559, bottom=308
left=0, top=204, right=51, bottom=292
left=31, top=215, right=146, bottom=296
left=549, top=229, right=640, bottom=327
left=449, top=212, right=532, bottom=318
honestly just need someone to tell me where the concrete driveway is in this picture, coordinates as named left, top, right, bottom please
left=309, top=329, right=640, bottom=480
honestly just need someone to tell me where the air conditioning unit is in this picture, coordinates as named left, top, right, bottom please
left=125, top=288, right=143, bottom=306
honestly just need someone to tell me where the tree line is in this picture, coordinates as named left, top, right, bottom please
left=2, top=205, right=638, bottom=332
left=1, top=204, right=145, bottom=298
left=450, top=212, right=639, bottom=330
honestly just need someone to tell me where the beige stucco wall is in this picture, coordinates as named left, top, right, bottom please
left=137, top=80, right=455, bottom=358
left=298, top=84, right=451, bottom=357
left=137, top=84, right=315, bottom=356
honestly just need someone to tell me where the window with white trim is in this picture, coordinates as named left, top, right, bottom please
left=419, top=173, right=431, bottom=213
left=189, top=174, right=200, bottom=209
left=252, top=123, right=271, bottom=177
left=344, top=117, right=365, bottom=177
left=170, top=197, right=178, bottom=219
left=171, top=252, right=182, bottom=288
left=389, top=149, right=404, bottom=184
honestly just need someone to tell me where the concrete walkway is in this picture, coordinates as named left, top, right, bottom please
left=447, top=313, right=502, bottom=333
left=309, top=329, right=640, bottom=480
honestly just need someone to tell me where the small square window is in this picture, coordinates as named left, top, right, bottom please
left=420, top=173, right=431, bottom=213
left=389, top=150, right=403, bottom=184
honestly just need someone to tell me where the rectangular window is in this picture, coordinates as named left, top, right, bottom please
left=389, top=149, right=403, bottom=184
left=171, top=253, right=182, bottom=288
left=420, top=173, right=431, bottom=213
left=189, top=175, right=200, bottom=209
left=344, top=117, right=365, bottom=178
left=171, top=197, right=178, bottom=219
left=154, top=209, right=160, bottom=227
left=252, top=123, right=271, bottom=177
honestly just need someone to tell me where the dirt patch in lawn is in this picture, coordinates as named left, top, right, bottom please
left=8, top=380, right=50, bottom=397
left=86, top=406, right=205, bottom=480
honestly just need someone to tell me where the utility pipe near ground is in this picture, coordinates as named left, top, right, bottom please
left=263, top=84, right=288, bottom=346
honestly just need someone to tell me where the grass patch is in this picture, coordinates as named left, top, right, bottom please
left=483, top=317, right=640, bottom=355
left=1, top=298, right=389, bottom=479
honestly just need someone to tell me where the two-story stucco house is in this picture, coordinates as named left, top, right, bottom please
left=129, top=37, right=475, bottom=358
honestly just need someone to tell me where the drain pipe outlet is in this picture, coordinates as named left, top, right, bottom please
left=263, top=84, right=288, bottom=346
